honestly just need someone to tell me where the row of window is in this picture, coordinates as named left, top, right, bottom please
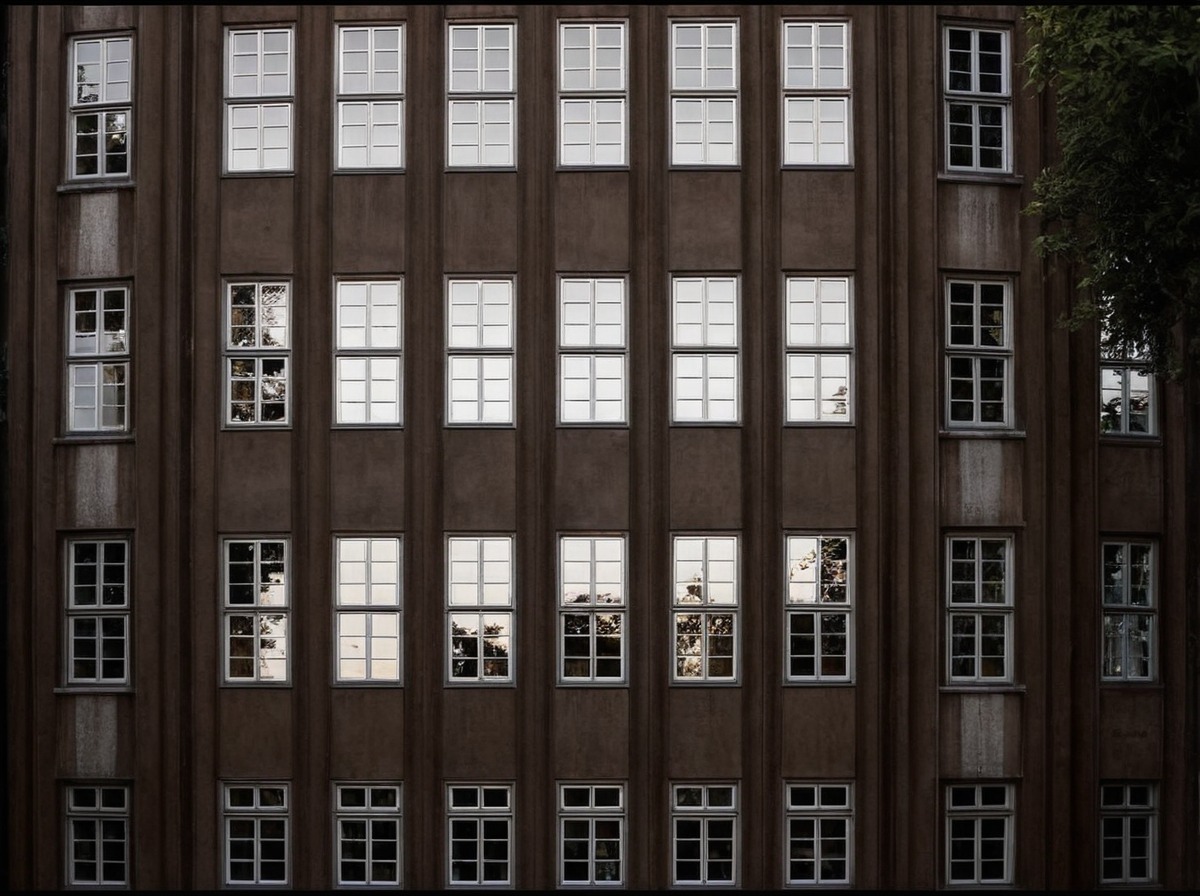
left=66, top=779, right=1158, bottom=888
left=68, top=22, right=1010, bottom=180
left=65, top=534, right=1157, bottom=689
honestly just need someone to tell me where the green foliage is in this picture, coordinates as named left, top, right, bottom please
left=1022, top=5, right=1200, bottom=378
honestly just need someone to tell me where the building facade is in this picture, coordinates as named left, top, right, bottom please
left=4, top=3, right=1196, bottom=890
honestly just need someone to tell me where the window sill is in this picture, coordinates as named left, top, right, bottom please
left=53, top=433, right=135, bottom=445
left=221, top=170, right=295, bottom=179
left=1099, top=434, right=1162, bottom=446
left=331, top=682, right=403, bottom=689
left=221, top=424, right=292, bottom=432
left=333, top=167, right=406, bottom=176
left=445, top=682, right=516, bottom=689
left=939, top=684, right=1026, bottom=694
left=781, top=163, right=855, bottom=172
left=54, top=686, right=134, bottom=695
left=783, top=421, right=855, bottom=429
left=784, top=680, right=855, bottom=687
left=556, top=422, right=630, bottom=430
left=1099, top=681, right=1162, bottom=690
left=57, top=179, right=135, bottom=194
left=556, top=165, right=631, bottom=173
left=556, top=681, right=629, bottom=689
left=219, top=682, right=293, bottom=689
left=669, top=164, right=742, bottom=172
left=939, top=429, right=1026, bottom=440
left=670, top=681, right=741, bottom=688
left=937, top=172, right=1024, bottom=187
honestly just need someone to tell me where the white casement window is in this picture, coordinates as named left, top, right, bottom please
left=447, top=23, right=516, bottom=168
left=945, top=279, right=1011, bottom=428
left=559, top=536, right=626, bottom=684
left=785, top=535, right=852, bottom=683
left=447, top=784, right=513, bottom=886
left=336, top=25, right=404, bottom=169
left=672, top=276, right=739, bottom=423
left=66, top=538, right=130, bottom=686
left=66, top=286, right=130, bottom=433
left=672, top=535, right=738, bottom=683
left=559, top=277, right=627, bottom=424
left=559, top=783, right=625, bottom=887
left=226, top=281, right=290, bottom=426
left=944, top=26, right=1010, bottom=173
left=784, top=782, right=852, bottom=886
left=223, top=539, right=288, bottom=684
left=1101, top=541, right=1155, bottom=681
left=1100, top=783, right=1156, bottom=884
left=224, top=783, right=289, bottom=886
left=335, top=280, right=403, bottom=426
left=68, top=35, right=132, bottom=179
left=670, top=21, right=739, bottom=165
left=946, top=536, right=1013, bottom=683
left=446, top=279, right=514, bottom=425
left=335, top=536, right=402, bottom=683
left=671, top=783, right=738, bottom=886
left=66, top=784, right=129, bottom=887
left=225, top=27, right=293, bottom=173
left=558, top=21, right=627, bottom=166
left=945, top=784, right=1013, bottom=885
left=781, top=22, right=850, bottom=166
left=1100, top=333, right=1156, bottom=436
left=447, top=536, right=514, bottom=684
left=785, top=276, right=852, bottom=423
left=335, top=783, right=402, bottom=887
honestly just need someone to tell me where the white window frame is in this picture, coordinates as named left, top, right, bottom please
left=447, top=783, right=513, bottom=887
left=225, top=27, right=294, bottom=173
left=785, top=534, right=852, bottom=683
left=945, top=783, right=1013, bottom=886
left=336, top=24, right=405, bottom=170
left=559, top=276, right=627, bottom=425
left=558, top=21, right=628, bottom=167
left=446, top=278, right=515, bottom=426
left=66, top=285, right=130, bottom=434
left=335, top=536, right=403, bottom=684
left=68, top=34, right=132, bottom=180
left=1101, top=541, right=1156, bottom=681
left=672, top=535, right=739, bottom=683
left=784, top=276, right=853, bottom=423
left=672, top=275, right=740, bottom=424
left=334, top=782, right=403, bottom=887
left=446, top=535, right=515, bottom=684
left=558, top=782, right=625, bottom=887
left=944, top=26, right=1011, bottom=174
left=66, top=784, right=130, bottom=887
left=1100, top=332, right=1156, bottom=436
left=224, top=782, right=290, bottom=886
left=784, top=781, right=853, bottom=886
left=447, top=23, right=516, bottom=168
left=334, top=279, right=404, bottom=426
left=559, top=535, right=627, bottom=684
left=945, top=278, right=1012, bottom=428
left=225, top=281, right=290, bottom=426
left=670, top=20, right=739, bottom=166
left=781, top=21, right=851, bottom=166
left=223, top=538, right=289, bottom=684
left=65, top=537, right=131, bottom=687
left=671, top=783, right=739, bottom=886
left=946, top=535, right=1013, bottom=684
left=1100, top=783, right=1157, bottom=885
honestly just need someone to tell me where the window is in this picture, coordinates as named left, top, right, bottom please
left=944, top=26, right=1010, bottom=173
left=559, top=536, right=626, bottom=684
left=785, top=535, right=852, bottom=683
left=66, top=784, right=129, bottom=886
left=335, top=279, right=403, bottom=426
left=447, top=784, right=513, bottom=886
left=66, top=538, right=130, bottom=686
left=671, top=783, right=738, bottom=886
left=559, top=277, right=627, bottom=424
left=1100, top=334, right=1156, bottom=436
left=224, top=783, right=289, bottom=886
left=446, top=279, right=514, bottom=425
left=785, top=276, right=852, bottom=423
left=336, top=25, right=404, bottom=169
left=671, top=21, right=739, bottom=165
left=1101, top=541, right=1155, bottom=681
left=559, top=783, right=624, bottom=887
left=945, top=279, right=1011, bottom=428
left=66, top=286, right=130, bottom=433
left=945, top=783, right=1012, bottom=885
left=785, top=782, right=852, bottom=886
left=226, top=281, right=290, bottom=426
left=68, top=35, right=131, bottom=179
left=946, top=536, right=1013, bottom=683
left=1100, top=783, right=1156, bottom=884
left=672, top=535, right=738, bottom=683
left=225, top=27, right=293, bottom=173
left=672, top=276, right=739, bottom=423
left=447, top=23, right=516, bottom=168
left=558, top=22, right=627, bottom=166
left=223, top=539, right=288, bottom=684
left=335, top=783, right=402, bottom=887
left=781, top=22, right=850, bottom=165
left=447, top=536, right=514, bottom=684
left=335, top=536, right=402, bottom=683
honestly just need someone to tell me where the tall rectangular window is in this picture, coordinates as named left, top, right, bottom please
left=223, top=539, right=288, bottom=684
left=944, top=26, right=1010, bottom=173
left=68, top=35, right=131, bottom=179
left=785, top=535, right=852, bottom=683
left=559, top=783, right=625, bottom=887
left=226, top=281, right=289, bottom=426
left=785, top=276, right=852, bottom=423
left=447, top=23, right=516, bottom=168
left=224, top=783, right=289, bottom=886
left=335, top=536, right=402, bottom=683
left=66, top=538, right=130, bottom=686
left=781, top=22, right=850, bottom=165
left=1100, top=332, right=1156, bottom=436
left=559, top=535, right=626, bottom=684
left=66, top=784, right=129, bottom=886
left=66, top=285, right=130, bottom=433
left=1100, top=783, right=1156, bottom=884
left=946, top=536, right=1013, bottom=683
left=673, top=535, right=738, bottom=683
left=558, top=21, right=627, bottom=166
left=447, top=784, right=513, bottom=886
left=447, top=536, right=514, bottom=684
left=335, top=279, right=403, bottom=426
left=446, top=278, right=514, bottom=425
left=335, top=783, right=402, bottom=887
left=945, top=783, right=1013, bottom=885
left=945, top=279, right=1011, bottom=428
left=672, top=276, right=739, bottom=423
left=336, top=25, right=404, bottom=169
left=785, top=782, right=852, bottom=886
left=225, top=27, right=293, bottom=173
left=559, top=277, right=627, bottom=424
left=671, top=783, right=738, bottom=886
left=1101, top=541, right=1155, bottom=681
left=671, top=21, right=739, bottom=165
